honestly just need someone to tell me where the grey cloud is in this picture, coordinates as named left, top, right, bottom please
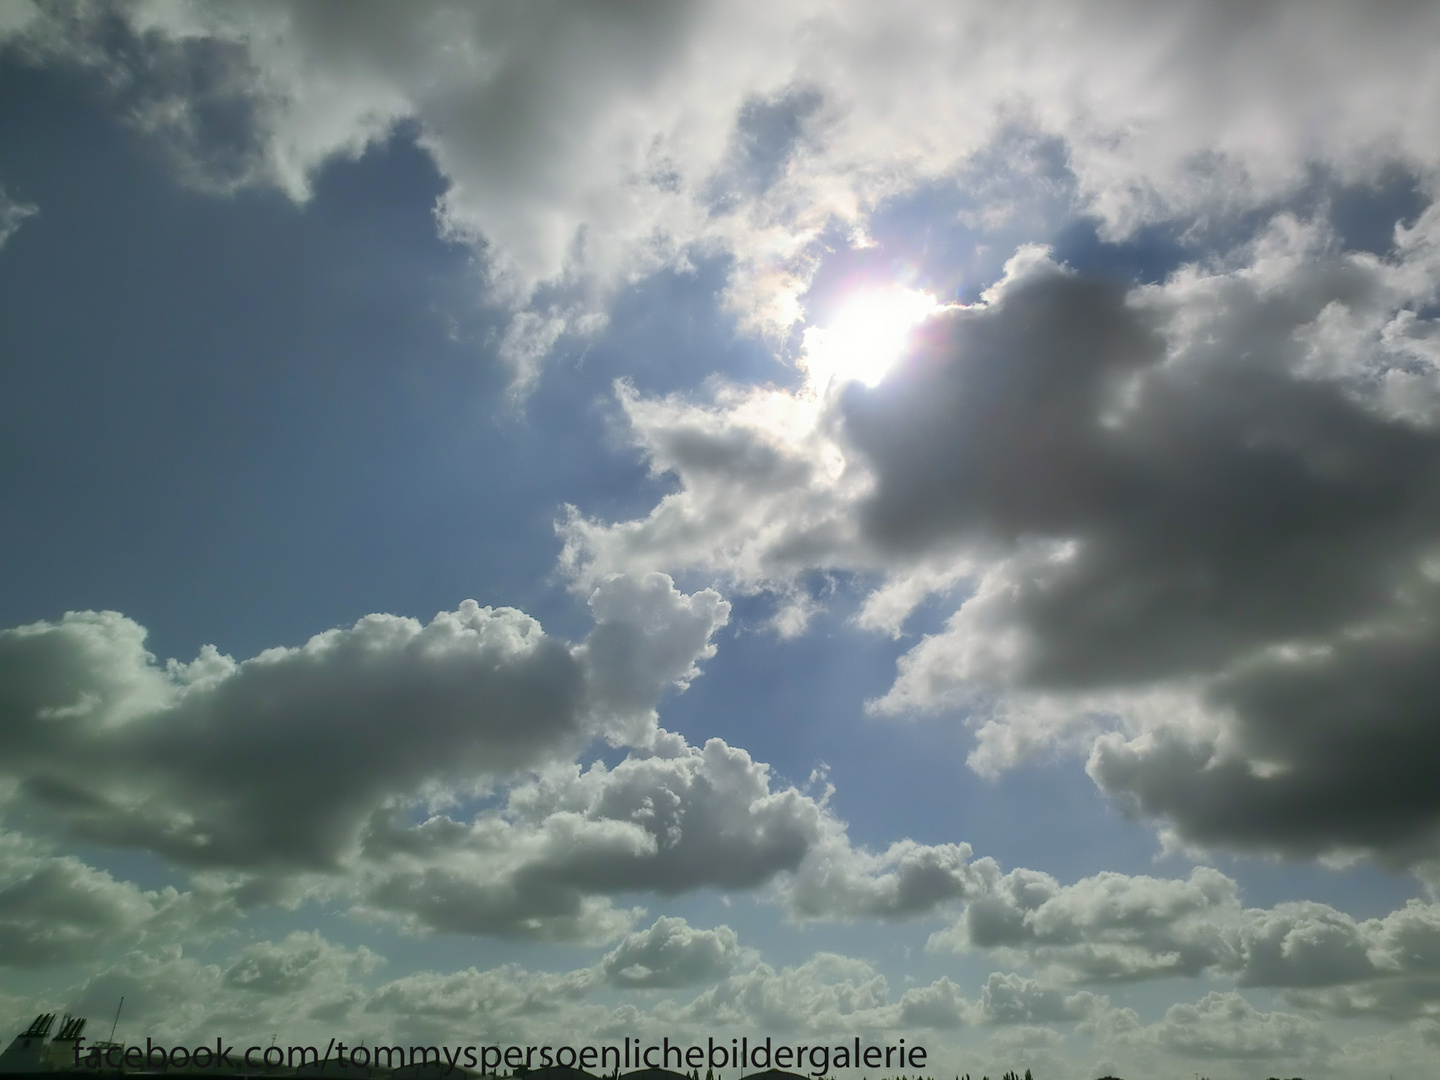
left=1283, top=978, right=1440, bottom=1022
left=1262, top=900, right=1440, bottom=1019
left=674, top=952, right=890, bottom=1033
left=503, top=735, right=822, bottom=895
left=0, top=604, right=585, bottom=871
left=927, top=860, right=1440, bottom=1020
left=362, top=866, right=638, bottom=945
left=896, top=977, right=967, bottom=1029
left=360, top=931, right=963, bottom=1042
left=54, top=931, right=383, bottom=1047
left=601, top=916, right=741, bottom=988
left=786, top=838, right=993, bottom=921
left=844, top=254, right=1164, bottom=568
left=845, top=243, right=1440, bottom=690
left=0, top=573, right=726, bottom=881
left=977, top=972, right=1100, bottom=1025
left=0, top=853, right=158, bottom=968
left=1090, top=614, right=1440, bottom=862
left=223, top=931, right=379, bottom=995
left=846, top=229, right=1440, bottom=863
left=36, top=928, right=560, bottom=1049
left=0, top=832, right=237, bottom=969
left=675, top=956, right=1104, bottom=1035
left=3, top=0, right=276, bottom=195
left=366, top=964, right=598, bottom=1028
left=359, top=735, right=824, bottom=939
left=1368, top=900, right=1440, bottom=977
left=360, top=728, right=999, bottom=939
left=1155, top=991, right=1328, bottom=1061
left=1237, top=902, right=1378, bottom=989
left=0, top=581, right=986, bottom=945
left=931, top=865, right=1242, bottom=983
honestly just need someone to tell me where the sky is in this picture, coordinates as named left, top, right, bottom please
left=2, top=2, right=1440, bottom=1078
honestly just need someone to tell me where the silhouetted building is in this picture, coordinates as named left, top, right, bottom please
left=524, top=1066, right=597, bottom=1080
left=0, top=1015, right=57, bottom=1074
left=295, top=1059, right=387, bottom=1079
left=619, top=1068, right=690, bottom=1080
left=391, top=1063, right=482, bottom=1080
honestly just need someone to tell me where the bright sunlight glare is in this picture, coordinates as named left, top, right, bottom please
left=800, top=287, right=943, bottom=391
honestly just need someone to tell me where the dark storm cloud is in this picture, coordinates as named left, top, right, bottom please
left=844, top=248, right=1440, bottom=689
left=1089, top=623, right=1440, bottom=862
left=835, top=235, right=1440, bottom=862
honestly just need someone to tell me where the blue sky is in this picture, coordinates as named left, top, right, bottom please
left=4, top=4, right=1440, bottom=1079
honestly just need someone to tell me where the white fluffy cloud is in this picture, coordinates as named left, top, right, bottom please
left=0, top=602, right=586, bottom=871
left=11, top=0, right=1440, bottom=385
left=786, top=837, right=993, bottom=922
left=358, top=732, right=821, bottom=942
left=358, top=728, right=997, bottom=940
left=577, top=571, right=732, bottom=742
left=0, top=572, right=745, bottom=947
left=927, top=861, right=1440, bottom=1023
left=669, top=951, right=892, bottom=1034
left=974, top=972, right=1101, bottom=1026
left=1, top=573, right=1009, bottom=944
left=601, top=916, right=744, bottom=989
left=930, top=865, right=1245, bottom=983
left=0, top=574, right=725, bottom=874
left=365, top=963, right=603, bottom=1045
left=222, top=931, right=381, bottom=998
left=1152, top=991, right=1329, bottom=1061
left=671, top=956, right=1106, bottom=1036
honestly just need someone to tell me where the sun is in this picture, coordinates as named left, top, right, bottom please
left=800, top=287, right=943, bottom=391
